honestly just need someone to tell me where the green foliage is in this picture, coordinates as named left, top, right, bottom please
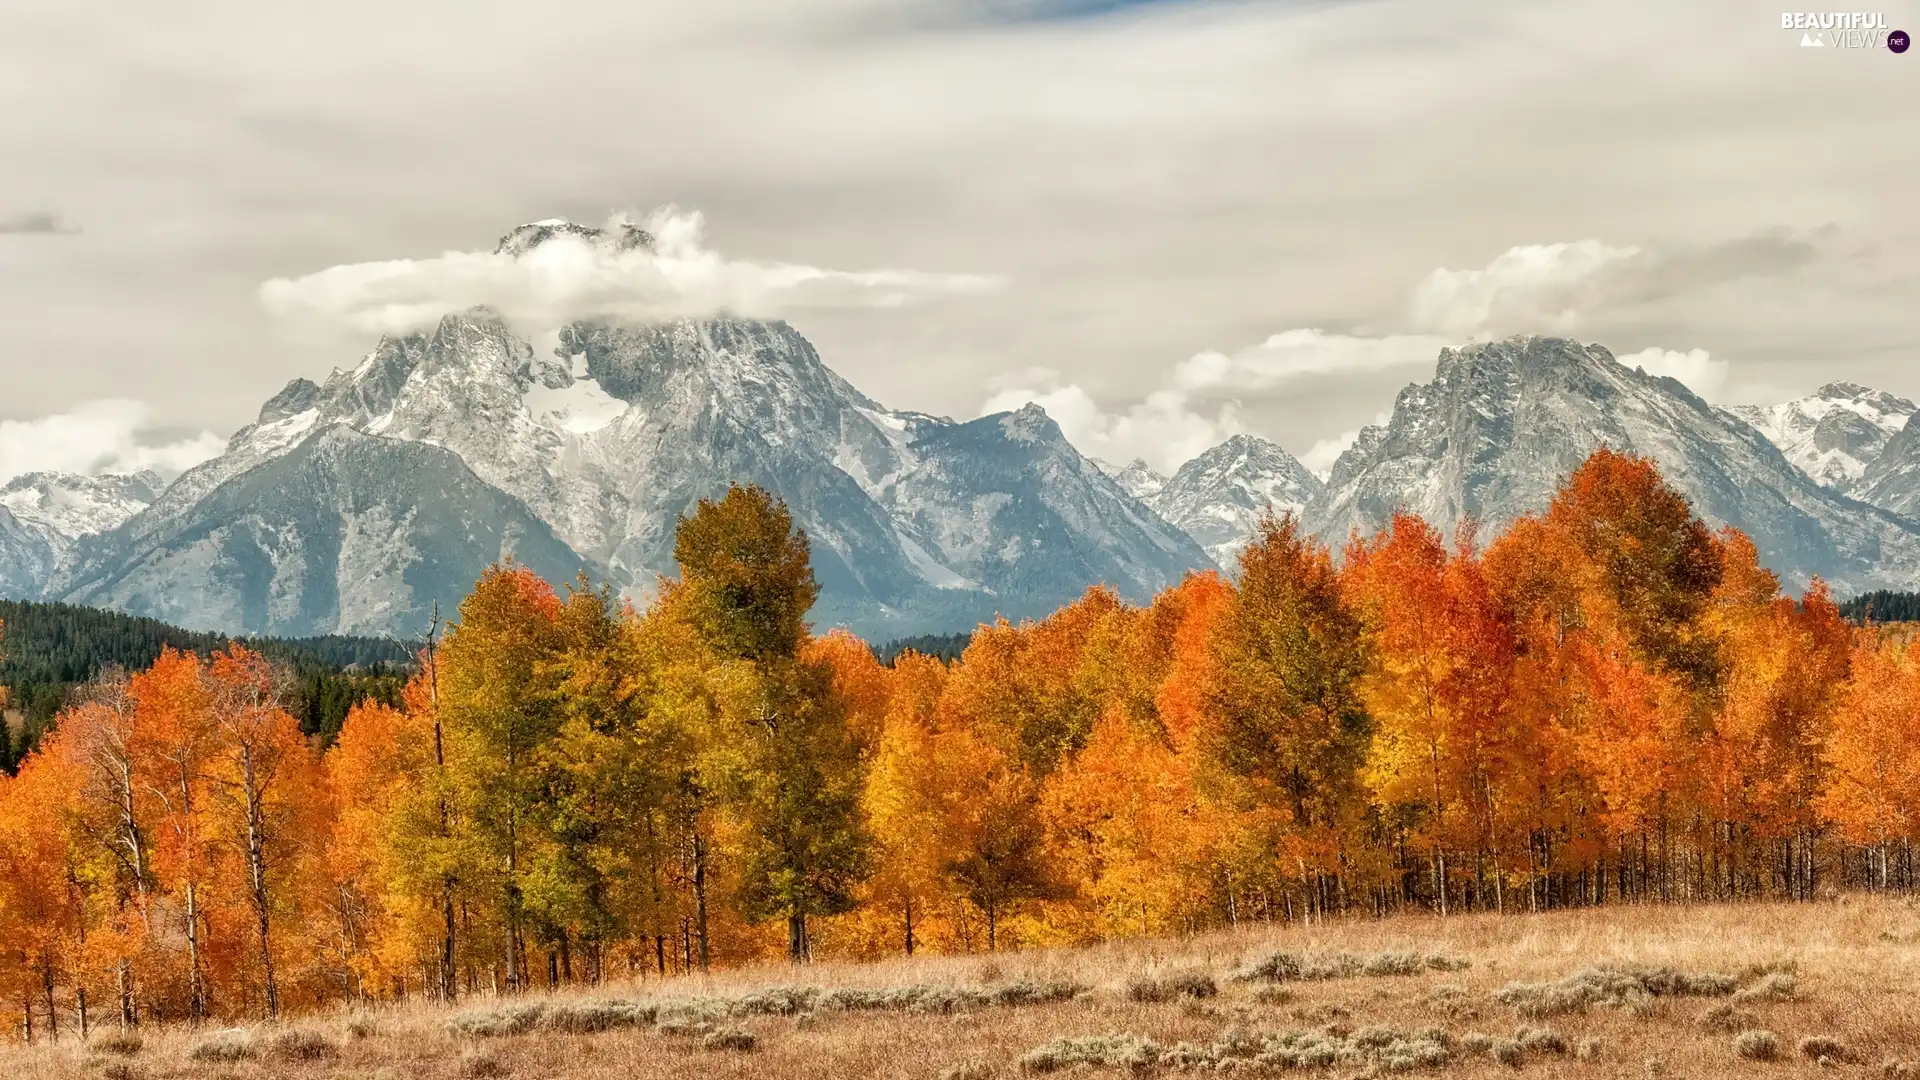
left=875, top=633, right=971, bottom=666
left=1204, top=512, right=1372, bottom=833
left=1838, top=589, right=1920, bottom=624
left=672, top=484, right=818, bottom=662
left=0, top=599, right=413, bottom=768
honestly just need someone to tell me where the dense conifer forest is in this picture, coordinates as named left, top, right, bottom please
left=0, top=600, right=413, bottom=766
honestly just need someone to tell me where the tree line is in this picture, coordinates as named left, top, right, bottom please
left=0, top=600, right=413, bottom=769
left=1, top=450, right=1918, bottom=1040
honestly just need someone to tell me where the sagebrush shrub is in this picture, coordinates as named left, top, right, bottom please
left=1800, top=1035, right=1849, bottom=1064
left=702, top=1027, right=757, bottom=1052
left=1734, top=1030, right=1781, bottom=1061
left=1126, top=970, right=1218, bottom=1003
left=269, top=1027, right=339, bottom=1061
left=187, top=1028, right=257, bottom=1063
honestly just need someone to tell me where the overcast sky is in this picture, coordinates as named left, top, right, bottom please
left=2, top=0, right=1915, bottom=480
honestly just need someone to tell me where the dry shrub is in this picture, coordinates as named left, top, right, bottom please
left=1494, top=965, right=1735, bottom=1018
left=1734, top=1030, right=1781, bottom=1062
left=701, top=1027, right=757, bottom=1052
left=1251, top=986, right=1294, bottom=1006
left=187, top=1028, right=257, bottom=1063
left=269, top=1027, right=340, bottom=1062
left=96, top=1064, right=143, bottom=1080
left=1290, top=1003, right=1353, bottom=1025
left=1699, top=1003, right=1762, bottom=1032
left=1127, top=970, right=1219, bottom=1003
left=1233, top=951, right=1467, bottom=984
left=1576, top=1036, right=1604, bottom=1061
left=1800, top=1035, right=1850, bottom=1064
left=1513, top=1026, right=1568, bottom=1055
left=1882, top=1059, right=1920, bottom=1079
left=91, top=1029, right=143, bottom=1056
left=1490, top=1039, right=1525, bottom=1067
left=447, top=1003, right=547, bottom=1038
left=461, top=1046, right=511, bottom=1078
left=1460, top=1032, right=1495, bottom=1055
left=1734, top=972, right=1800, bottom=1002
left=1019, top=1024, right=1451, bottom=1074
left=344, top=1010, right=381, bottom=1040
left=939, top=1061, right=994, bottom=1080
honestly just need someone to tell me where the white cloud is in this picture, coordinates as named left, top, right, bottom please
left=1615, top=346, right=1730, bottom=402
left=1174, top=328, right=1449, bottom=392
left=981, top=367, right=1242, bottom=474
left=982, top=330, right=1444, bottom=473
left=0, top=400, right=225, bottom=486
left=260, top=207, right=1007, bottom=335
left=1300, top=410, right=1391, bottom=478
left=1410, top=240, right=1642, bottom=337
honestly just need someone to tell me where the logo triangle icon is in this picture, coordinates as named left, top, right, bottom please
left=1801, top=31, right=1825, bottom=45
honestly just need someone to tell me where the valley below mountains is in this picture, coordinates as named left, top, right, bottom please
left=7, top=223, right=1920, bottom=638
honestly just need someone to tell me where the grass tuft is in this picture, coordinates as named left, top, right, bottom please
left=91, top=1029, right=143, bottom=1056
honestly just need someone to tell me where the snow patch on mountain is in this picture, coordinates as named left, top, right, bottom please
left=1728, top=382, right=1916, bottom=490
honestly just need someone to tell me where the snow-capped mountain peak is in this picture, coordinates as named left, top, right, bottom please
left=495, top=218, right=655, bottom=258
left=1306, top=335, right=1920, bottom=596
left=0, top=470, right=163, bottom=541
left=1108, top=459, right=1168, bottom=501
left=1150, top=434, right=1322, bottom=565
left=1728, top=381, right=1917, bottom=490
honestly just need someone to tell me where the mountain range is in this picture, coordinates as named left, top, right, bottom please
left=6, top=221, right=1920, bottom=636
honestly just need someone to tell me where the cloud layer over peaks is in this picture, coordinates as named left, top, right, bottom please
left=259, top=208, right=1007, bottom=335
left=0, top=400, right=225, bottom=486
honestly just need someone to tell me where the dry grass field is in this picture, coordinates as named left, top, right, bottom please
left=11, top=897, right=1920, bottom=1080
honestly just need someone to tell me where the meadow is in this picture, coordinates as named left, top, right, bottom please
left=12, top=896, right=1919, bottom=1080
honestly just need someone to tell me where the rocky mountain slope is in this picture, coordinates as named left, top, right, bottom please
left=0, top=472, right=161, bottom=599
left=1728, top=382, right=1916, bottom=491
left=1304, top=336, right=1920, bottom=595
left=47, top=221, right=1212, bottom=637
left=1148, top=435, right=1322, bottom=566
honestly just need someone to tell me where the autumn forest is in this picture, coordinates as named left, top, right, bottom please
left=2, top=449, right=1918, bottom=1041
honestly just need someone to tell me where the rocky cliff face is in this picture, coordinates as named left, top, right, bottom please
left=1304, top=336, right=1920, bottom=595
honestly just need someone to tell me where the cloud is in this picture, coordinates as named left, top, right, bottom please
left=1174, top=328, right=1450, bottom=392
left=1411, top=232, right=1829, bottom=338
left=1411, top=241, right=1642, bottom=337
left=0, top=400, right=225, bottom=486
left=1615, top=346, right=1730, bottom=401
left=1299, top=410, right=1390, bottom=478
left=981, top=368, right=1240, bottom=473
left=0, top=211, right=77, bottom=235
left=982, top=330, right=1443, bottom=473
left=259, top=207, right=1007, bottom=335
